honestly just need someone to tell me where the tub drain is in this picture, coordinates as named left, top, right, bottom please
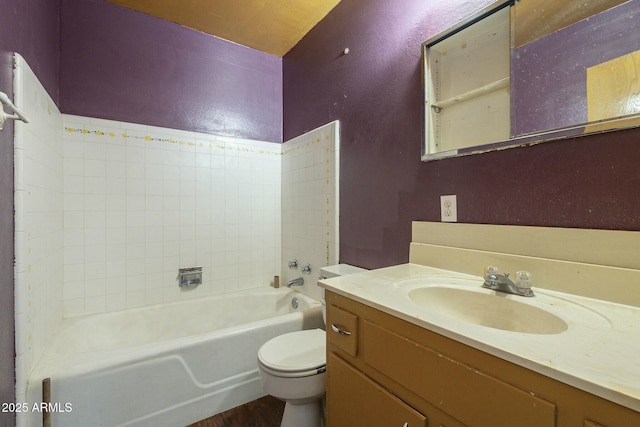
left=291, top=297, right=299, bottom=309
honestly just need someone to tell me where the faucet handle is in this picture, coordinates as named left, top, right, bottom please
left=302, top=264, right=312, bottom=274
left=515, top=271, right=533, bottom=289
left=483, top=265, right=499, bottom=279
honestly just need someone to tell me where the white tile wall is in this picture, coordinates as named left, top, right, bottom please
left=61, top=116, right=282, bottom=316
left=281, top=121, right=339, bottom=300
left=13, top=54, right=64, bottom=409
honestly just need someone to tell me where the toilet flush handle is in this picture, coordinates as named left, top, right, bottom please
left=331, top=324, right=352, bottom=336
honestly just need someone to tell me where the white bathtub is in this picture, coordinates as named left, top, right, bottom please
left=25, top=287, right=323, bottom=427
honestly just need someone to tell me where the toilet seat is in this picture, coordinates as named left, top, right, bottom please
left=258, top=329, right=326, bottom=378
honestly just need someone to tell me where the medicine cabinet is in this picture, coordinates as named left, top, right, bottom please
left=423, top=3, right=511, bottom=157
left=422, top=0, right=640, bottom=161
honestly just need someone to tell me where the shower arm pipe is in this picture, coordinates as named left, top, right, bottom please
left=0, top=90, right=29, bottom=130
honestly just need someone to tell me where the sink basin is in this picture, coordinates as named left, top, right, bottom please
left=408, top=285, right=568, bottom=334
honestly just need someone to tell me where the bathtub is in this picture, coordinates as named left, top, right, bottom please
left=25, top=287, right=323, bottom=427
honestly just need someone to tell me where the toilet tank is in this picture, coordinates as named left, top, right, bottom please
left=318, top=264, right=367, bottom=325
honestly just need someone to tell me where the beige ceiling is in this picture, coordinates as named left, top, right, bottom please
left=106, top=0, right=340, bottom=57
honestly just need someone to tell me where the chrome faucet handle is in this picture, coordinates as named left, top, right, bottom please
left=302, top=264, right=312, bottom=274
left=288, top=259, right=298, bottom=269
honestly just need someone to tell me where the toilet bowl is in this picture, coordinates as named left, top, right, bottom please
left=257, top=329, right=326, bottom=427
left=257, top=264, right=366, bottom=427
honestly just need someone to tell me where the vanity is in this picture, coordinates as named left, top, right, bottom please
left=320, top=222, right=640, bottom=426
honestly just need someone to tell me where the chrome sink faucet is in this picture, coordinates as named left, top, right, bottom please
left=482, top=268, right=534, bottom=297
left=287, top=277, right=304, bottom=287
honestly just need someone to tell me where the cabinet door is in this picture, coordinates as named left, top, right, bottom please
left=327, top=353, right=427, bottom=427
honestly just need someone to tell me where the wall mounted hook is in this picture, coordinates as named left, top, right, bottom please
left=0, top=90, right=29, bottom=130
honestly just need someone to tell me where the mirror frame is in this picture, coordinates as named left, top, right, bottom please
left=421, top=0, right=640, bottom=161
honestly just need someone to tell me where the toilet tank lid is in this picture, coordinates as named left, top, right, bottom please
left=319, top=264, right=367, bottom=278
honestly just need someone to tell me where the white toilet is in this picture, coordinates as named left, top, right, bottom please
left=257, top=264, right=366, bottom=427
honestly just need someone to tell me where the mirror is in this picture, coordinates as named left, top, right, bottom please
left=422, top=0, right=640, bottom=160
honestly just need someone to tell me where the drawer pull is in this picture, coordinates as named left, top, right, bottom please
left=331, top=323, right=352, bottom=336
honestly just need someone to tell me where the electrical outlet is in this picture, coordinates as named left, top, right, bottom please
left=440, top=195, right=457, bottom=222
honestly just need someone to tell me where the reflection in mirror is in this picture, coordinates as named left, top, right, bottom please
left=422, top=0, right=640, bottom=161
left=513, top=0, right=640, bottom=137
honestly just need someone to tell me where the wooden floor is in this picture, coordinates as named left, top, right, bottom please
left=188, top=396, right=285, bottom=427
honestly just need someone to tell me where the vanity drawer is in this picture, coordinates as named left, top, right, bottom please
left=364, top=320, right=557, bottom=427
left=327, top=303, right=358, bottom=356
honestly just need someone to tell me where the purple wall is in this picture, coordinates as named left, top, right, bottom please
left=0, top=0, right=60, bottom=102
left=0, top=0, right=59, bottom=422
left=284, top=0, right=640, bottom=270
left=60, top=0, right=283, bottom=142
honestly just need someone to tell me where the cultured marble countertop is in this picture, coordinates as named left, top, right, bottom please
left=318, top=263, right=640, bottom=412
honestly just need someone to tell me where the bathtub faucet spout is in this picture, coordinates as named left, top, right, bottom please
left=287, top=277, right=304, bottom=287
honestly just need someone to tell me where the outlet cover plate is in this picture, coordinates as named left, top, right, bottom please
left=440, top=195, right=457, bottom=222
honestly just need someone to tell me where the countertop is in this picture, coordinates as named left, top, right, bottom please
left=318, top=263, right=640, bottom=412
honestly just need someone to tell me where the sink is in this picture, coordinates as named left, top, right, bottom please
left=408, top=285, right=569, bottom=334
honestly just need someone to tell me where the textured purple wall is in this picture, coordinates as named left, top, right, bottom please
left=513, top=0, right=640, bottom=136
left=284, top=0, right=640, bottom=270
left=0, top=0, right=60, bottom=102
left=0, top=0, right=59, bottom=422
left=60, top=0, right=283, bottom=142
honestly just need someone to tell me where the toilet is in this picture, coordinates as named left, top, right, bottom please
left=257, top=264, right=366, bottom=427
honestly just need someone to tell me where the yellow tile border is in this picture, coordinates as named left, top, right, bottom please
left=63, top=126, right=281, bottom=156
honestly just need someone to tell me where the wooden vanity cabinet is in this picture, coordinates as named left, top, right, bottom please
left=325, top=291, right=640, bottom=427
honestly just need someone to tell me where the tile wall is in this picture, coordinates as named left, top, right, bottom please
left=61, top=116, right=282, bottom=316
left=13, top=54, right=64, bottom=406
left=281, top=121, right=339, bottom=300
